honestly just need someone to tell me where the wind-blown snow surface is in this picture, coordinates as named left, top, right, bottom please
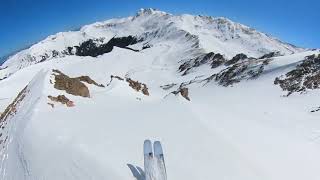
left=0, top=8, right=320, bottom=180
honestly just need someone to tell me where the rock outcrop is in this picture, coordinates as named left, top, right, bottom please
left=224, top=53, right=248, bottom=66
left=76, top=76, right=105, bottom=87
left=274, top=54, right=320, bottom=96
left=126, top=78, right=150, bottom=96
left=0, top=86, right=27, bottom=124
left=74, top=36, right=142, bottom=57
left=179, top=52, right=226, bottom=75
left=48, top=95, right=75, bottom=107
left=172, top=87, right=191, bottom=101
left=259, top=51, right=282, bottom=59
left=205, top=58, right=272, bottom=86
left=311, top=106, right=320, bottom=113
left=107, top=75, right=150, bottom=96
left=52, top=70, right=90, bottom=97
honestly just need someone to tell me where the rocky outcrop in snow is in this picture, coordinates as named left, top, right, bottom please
left=274, top=54, right=320, bottom=96
left=48, top=95, right=75, bottom=107
left=53, top=70, right=91, bottom=97
left=179, top=52, right=227, bottom=75
left=73, top=36, right=142, bottom=57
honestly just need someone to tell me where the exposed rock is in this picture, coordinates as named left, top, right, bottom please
left=48, top=95, right=75, bottom=107
left=209, top=53, right=226, bottom=68
left=179, top=52, right=226, bottom=75
left=215, top=63, right=248, bottom=86
left=205, top=58, right=271, bottom=86
left=311, top=107, right=320, bottom=113
left=172, top=87, right=190, bottom=101
left=107, top=75, right=149, bottom=96
left=126, top=78, right=149, bottom=96
left=0, top=66, right=8, bottom=70
left=178, top=62, right=190, bottom=73
left=160, top=83, right=177, bottom=90
left=107, top=75, right=124, bottom=86
left=0, top=86, right=27, bottom=124
left=274, top=54, right=320, bottom=96
left=179, top=88, right=190, bottom=101
left=225, top=53, right=248, bottom=66
left=75, top=76, right=105, bottom=87
left=141, top=85, right=150, bottom=96
left=142, top=44, right=152, bottom=50
left=52, top=50, right=59, bottom=57
left=47, top=103, right=55, bottom=108
left=259, top=51, right=282, bottom=59
left=74, top=36, right=142, bottom=57
left=0, top=76, right=8, bottom=81
left=52, top=69, right=90, bottom=97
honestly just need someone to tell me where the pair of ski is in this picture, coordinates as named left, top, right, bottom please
left=143, top=140, right=167, bottom=180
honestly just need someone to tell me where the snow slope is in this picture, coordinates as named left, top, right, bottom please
left=0, top=8, right=320, bottom=180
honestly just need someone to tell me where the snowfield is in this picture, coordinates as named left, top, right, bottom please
left=0, top=8, right=320, bottom=180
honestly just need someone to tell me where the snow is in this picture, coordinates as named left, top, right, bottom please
left=0, top=8, right=319, bottom=180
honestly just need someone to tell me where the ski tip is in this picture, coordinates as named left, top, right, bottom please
left=143, top=139, right=153, bottom=155
left=144, top=139, right=151, bottom=144
left=153, top=141, right=164, bottom=155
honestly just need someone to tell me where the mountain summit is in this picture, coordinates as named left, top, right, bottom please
left=0, top=9, right=319, bottom=180
left=0, top=9, right=303, bottom=78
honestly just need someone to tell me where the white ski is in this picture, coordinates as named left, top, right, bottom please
left=153, top=141, right=167, bottom=180
left=144, top=139, right=154, bottom=180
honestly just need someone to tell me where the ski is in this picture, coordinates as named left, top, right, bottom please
left=144, top=139, right=154, bottom=180
left=153, top=141, right=167, bottom=180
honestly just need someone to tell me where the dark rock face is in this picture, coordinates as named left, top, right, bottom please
left=179, top=53, right=253, bottom=76
left=274, top=54, right=320, bottom=96
left=206, top=58, right=272, bottom=86
left=178, top=51, right=271, bottom=86
left=215, top=63, right=249, bottom=86
left=160, top=83, right=177, bottom=90
left=179, top=52, right=226, bottom=75
left=74, top=36, right=142, bottom=57
left=225, top=53, right=248, bottom=66
left=142, top=44, right=152, bottom=50
left=210, top=53, right=226, bottom=68
left=311, top=107, right=320, bottom=113
left=259, top=51, right=282, bottom=59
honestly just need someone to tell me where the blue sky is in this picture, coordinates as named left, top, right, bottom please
left=0, top=0, right=319, bottom=59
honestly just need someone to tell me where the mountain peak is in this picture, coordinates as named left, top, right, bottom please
left=136, top=8, right=168, bottom=17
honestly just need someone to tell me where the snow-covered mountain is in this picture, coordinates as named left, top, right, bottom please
left=0, top=8, right=303, bottom=80
left=0, top=8, right=320, bottom=180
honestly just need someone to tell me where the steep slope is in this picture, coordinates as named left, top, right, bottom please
left=0, top=71, right=45, bottom=179
left=0, top=8, right=320, bottom=180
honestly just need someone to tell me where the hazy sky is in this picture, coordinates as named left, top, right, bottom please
left=0, top=0, right=319, bottom=58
